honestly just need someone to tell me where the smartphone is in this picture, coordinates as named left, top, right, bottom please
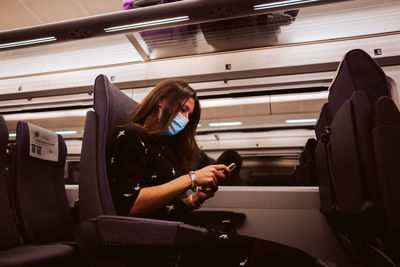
left=228, top=162, right=236, bottom=172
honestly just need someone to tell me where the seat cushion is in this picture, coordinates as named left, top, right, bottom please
left=0, top=244, right=75, bottom=267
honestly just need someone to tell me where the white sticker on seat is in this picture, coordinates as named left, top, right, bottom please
left=28, top=123, right=59, bottom=162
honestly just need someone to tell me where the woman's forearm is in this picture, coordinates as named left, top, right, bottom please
left=128, top=174, right=191, bottom=216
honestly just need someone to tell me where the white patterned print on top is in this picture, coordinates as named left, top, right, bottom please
left=110, top=157, right=115, bottom=164
left=151, top=172, right=158, bottom=179
left=117, top=130, right=125, bottom=138
left=134, top=183, right=141, bottom=191
left=171, top=168, right=176, bottom=177
left=166, top=205, right=175, bottom=214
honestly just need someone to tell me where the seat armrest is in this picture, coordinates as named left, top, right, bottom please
left=77, top=215, right=208, bottom=248
left=185, top=210, right=246, bottom=226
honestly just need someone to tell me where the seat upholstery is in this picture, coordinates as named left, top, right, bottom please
left=314, top=48, right=399, bottom=266
left=0, top=116, right=75, bottom=266
left=13, top=122, right=74, bottom=244
left=0, top=116, right=18, bottom=251
left=80, top=75, right=138, bottom=221
left=329, top=91, right=379, bottom=215
left=293, top=138, right=317, bottom=186
left=372, top=97, right=400, bottom=234
left=328, top=90, right=400, bottom=266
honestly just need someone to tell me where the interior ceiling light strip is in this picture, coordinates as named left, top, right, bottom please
left=104, top=16, right=190, bottom=33
left=0, top=37, right=57, bottom=49
left=208, top=122, right=243, bottom=127
left=285, top=119, right=317, bottom=124
left=254, top=0, right=318, bottom=10
left=56, top=131, right=78, bottom=135
left=9, top=131, right=77, bottom=137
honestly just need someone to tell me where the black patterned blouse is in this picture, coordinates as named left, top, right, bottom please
left=107, top=125, right=190, bottom=220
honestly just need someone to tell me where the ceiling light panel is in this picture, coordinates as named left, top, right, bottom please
left=0, top=35, right=143, bottom=78
left=0, top=37, right=56, bottom=49
left=104, top=16, right=190, bottom=33
left=254, top=0, right=318, bottom=10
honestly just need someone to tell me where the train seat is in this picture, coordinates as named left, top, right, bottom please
left=369, top=96, right=400, bottom=265
left=315, top=48, right=393, bottom=222
left=292, top=138, right=317, bottom=186
left=314, top=49, right=397, bottom=266
left=300, top=138, right=317, bottom=185
left=13, top=122, right=75, bottom=244
left=0, top=116, right=75, bottom=266
left=315, top=103, right=332, bottom=141
left=327, top=91, right=399, bottom=266
left=77, top=74, right=208, bottom=265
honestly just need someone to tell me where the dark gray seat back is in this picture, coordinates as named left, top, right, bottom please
left=329, top=91, right=380, bottom=215
left=0, top=116, right=18, bottom=250
left=79, top=74, right=138, bottom=222
left=13, top=122, right=73, bottom=243
left=372, top=97, right=400, bottom=234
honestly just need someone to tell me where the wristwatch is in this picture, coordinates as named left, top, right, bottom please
left=189, top=171, right=197, bottom=191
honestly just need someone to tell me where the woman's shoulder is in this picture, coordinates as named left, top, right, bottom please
left=112, top=124, right=147, bottom=141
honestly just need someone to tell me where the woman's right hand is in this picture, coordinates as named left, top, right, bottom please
left=194, top=164, right=230, bottom=188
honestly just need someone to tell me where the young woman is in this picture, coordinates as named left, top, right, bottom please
left=108, top=79, right=318, bottom=267
left=108, top=79, right=227, bottom=220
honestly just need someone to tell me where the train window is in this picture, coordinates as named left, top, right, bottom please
left=236, top=156, right=318, bottom=187
left=64, top=161, right=80, bottom=185
left=205, top=150, right=316, bottom=187
left=241, top=156, right=302, bottom=186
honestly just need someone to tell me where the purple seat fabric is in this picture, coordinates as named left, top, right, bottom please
left=122, top=0, right=196, bottom=44
left=327, top=49, right=391, bottom=120
left=13, top=122, right=74, bottom=244
left=79, top=74, right=138, bottom=221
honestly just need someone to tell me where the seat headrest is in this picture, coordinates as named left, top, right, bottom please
left=328, top=49, right=391, bottom=117
left=26, top=122, right=59, bottom=162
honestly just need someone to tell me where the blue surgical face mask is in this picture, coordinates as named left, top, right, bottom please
left=162, top=112, right=189, bottom=136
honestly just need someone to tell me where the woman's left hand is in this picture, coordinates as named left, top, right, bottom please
left=190, top=186, right=217, bottom=208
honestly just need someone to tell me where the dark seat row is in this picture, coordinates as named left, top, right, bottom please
left=314, top=49, right=400, bottom=266
left=1, top=75, right=241, bottom=267
left=0, top=118, right=78, bottom=266
left=292, top=138, right=317, bottom=186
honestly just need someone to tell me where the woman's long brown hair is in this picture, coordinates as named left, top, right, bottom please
left=127, top=79, right=201, bottom=172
